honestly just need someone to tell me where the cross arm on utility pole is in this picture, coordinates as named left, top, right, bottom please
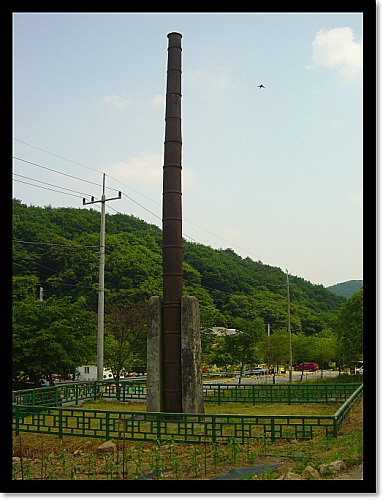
left=82, top=192, right=122, bottom=205
left=82, top=174, right=122, bottom=382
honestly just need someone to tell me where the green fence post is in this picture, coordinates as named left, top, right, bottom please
left=212, top=415, right=216, bottom=443
left=288, top=385, right=291, bottom=405
left=218, top=385, right=221, bottom=406
left=58, top=409, right=63, bottom=439
left=157, top=413, right=161, bottom=439
left=333, top=417, right=337, bottom=438
left=14, top=406, right=19, bottom=436
left=270, top=418, right=275, bottom=443
left=105, top=412, right=110, bottom=441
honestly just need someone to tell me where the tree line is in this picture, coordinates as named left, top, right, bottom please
left=12, top=199, right=361, bottom=385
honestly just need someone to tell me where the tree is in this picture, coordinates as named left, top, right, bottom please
left=331, top=288, right=363, bottom=366
left=103, top=301, right=146, bottom=394
left=12, top=296, right=96, bottom=386
left=309, top=336, right=337, bottom=377
left=258, top=332, right=289, bottom=383
left=292, top=333, right=312, bottom=381
left=224, top=318, right=265, bottom=383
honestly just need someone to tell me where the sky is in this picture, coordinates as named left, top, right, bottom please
left=12, top=12, right=364, bottom=288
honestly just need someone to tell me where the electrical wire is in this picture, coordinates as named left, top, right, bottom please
left=13, top=156, right=104, bottom=190
left=12, top=140, right=274, bottom=267
left=13, top=240, right=99, bottom=249
left=13, top=178, right=82, bottom=199
left=13, top=173, right=92, bottom=198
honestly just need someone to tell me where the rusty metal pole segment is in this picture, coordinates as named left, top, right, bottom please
left=162, top=32, right=183, bottom=413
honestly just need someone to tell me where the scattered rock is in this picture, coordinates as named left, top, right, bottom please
left=277, top=472, right=303, bottom=480
left=73, top=449, right=82, bottom=456
left=97, top=440, right=116, bottom=455
left=302, top=465, right=320, bottom=479
left=320, top=460, right=347, bottom=475
left=285, top=472, right=303, bottom=480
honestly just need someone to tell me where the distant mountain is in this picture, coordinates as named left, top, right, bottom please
left=326, top=280, right=363, bottom=299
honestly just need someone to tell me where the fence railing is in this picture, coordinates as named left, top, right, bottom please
left=12, top=383, right=362, bottom=443
left=12, top=380, right=147, bottom=407
left=202, top=383, right=360, bottom=405
left=12, top=381, right=360, bottom=407
left=12, top=405, right=338, bottom=443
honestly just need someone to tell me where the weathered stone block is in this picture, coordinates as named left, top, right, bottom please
left=146, top=296, right=163, bottom=412
left=181, top=296, right=204, bottom=414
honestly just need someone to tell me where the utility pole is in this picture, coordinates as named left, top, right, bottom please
left=39, top=287, right=43, bottom=302
left=286, top=270, right=293, bottom=383
left=83, top=174, right=121, bottom=382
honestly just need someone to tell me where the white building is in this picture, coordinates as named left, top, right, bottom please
left=211, top=327, right=236, bottom=336
left=76, top=364, right=115, bottom=381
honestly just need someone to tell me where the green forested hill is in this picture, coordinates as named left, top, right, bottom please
left=326, top=280, right=363, bottom=299
left=12, top=199, right=346, bottom=336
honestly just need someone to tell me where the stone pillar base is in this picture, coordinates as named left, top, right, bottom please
left=146, top=296, right=204, bottom=414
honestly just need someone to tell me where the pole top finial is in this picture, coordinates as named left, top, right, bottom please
left=167, top=32, right=182, bottom=38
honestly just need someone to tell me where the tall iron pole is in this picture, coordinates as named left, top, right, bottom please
left=83, top=174, right=121, bottom=381
left=162, top=32, right=183, bottom=413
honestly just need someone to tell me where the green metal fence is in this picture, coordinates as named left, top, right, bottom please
left=202, top=383, right=360, bottom=405
left=12, top=383, right=362, bottom=443
left=12, top=405, right=337, bottom=443
left=12, top=381, right=360, bottom=407
left=12, top=380, right=147, bottom=407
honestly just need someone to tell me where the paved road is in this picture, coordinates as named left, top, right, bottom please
left=204, top=370, right=341, bottom=385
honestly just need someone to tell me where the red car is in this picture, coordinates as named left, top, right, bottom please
left=294, top=362, right=320, bottom=372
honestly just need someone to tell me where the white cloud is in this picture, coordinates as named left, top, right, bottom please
left=150, top=94, right=165, bottom=107
left=102, top=94, right=129, bottom=109
left=309, top=27, right=362, bottom=83
left=106, top=152, right=163, bottom=187
left=105, top=151, right=196, bottom=189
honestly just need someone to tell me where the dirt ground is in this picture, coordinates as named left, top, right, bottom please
left=12, top=398, right=363, bottom=481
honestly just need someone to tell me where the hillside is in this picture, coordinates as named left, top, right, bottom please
left=12, top=199, right=346, bottom=336
left=326, top=280, right=363, bottom=299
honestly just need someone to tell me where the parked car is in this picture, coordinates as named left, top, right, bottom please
left=356, top=366, right=363, bottom=374
left=251, top=367, right=268, bottom=374
left=294, top=362, right=320, bottom=372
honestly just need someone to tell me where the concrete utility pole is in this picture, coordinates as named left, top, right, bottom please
left=83, top=174, right=121, bottom=382
left=39, top=287, right=43, bottom=302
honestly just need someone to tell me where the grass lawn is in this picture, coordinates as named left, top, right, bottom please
left=12, top=397, right=362, bottom=481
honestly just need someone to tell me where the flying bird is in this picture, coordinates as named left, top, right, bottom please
left=258, top=84, right=266, bottom=89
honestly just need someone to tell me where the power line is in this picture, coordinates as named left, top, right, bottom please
left=13, top=240, right=99, bottom=249
left=13, top=138, right=161, bottom=206
left=13, top=138, right=101, bottom=173
left=13, top=156, right=103, bottom=190
left=12, top=142, right=278, bottom=268
left=13, top=178, right=83, bottom=199
left=13, top=173, right=92, bottom=198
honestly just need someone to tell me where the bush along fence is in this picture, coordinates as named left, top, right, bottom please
left=12, top=382, right=362, bottom=444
